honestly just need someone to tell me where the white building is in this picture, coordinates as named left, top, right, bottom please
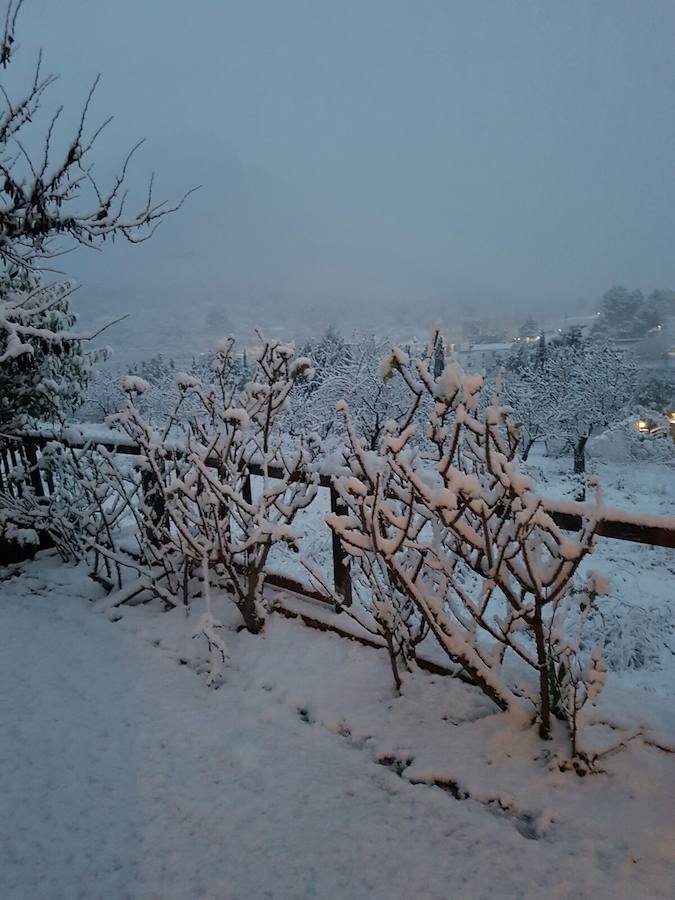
left=456, top=341, right=515, bottom=373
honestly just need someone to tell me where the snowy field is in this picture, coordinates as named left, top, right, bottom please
left=1, top=536, right=674, bottom=900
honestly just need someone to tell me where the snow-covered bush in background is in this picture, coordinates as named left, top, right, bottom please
left=325, top=332, right=607, bottom=749
left=0, top=434, right=138, bottom=587
left=292, top=331, right=425, bottom=451
left=109, top=335, right=319, bottom=633
left=587, top=412, right=674, bottom=466
left=77, top=352, right=247, bottom=430
left=580, top=595, right=673, bottom=673
left=74, top=363, right=126, bottom=423
left=635, top=367, right=675, bottom=413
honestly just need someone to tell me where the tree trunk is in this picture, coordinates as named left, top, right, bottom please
left=239, top=572, right=265, bottom=634
left=573, top=436, right=587, bottom=475
left=384, top=630, right=402, bottom=692
left=521, top=438, right=535, bottom=461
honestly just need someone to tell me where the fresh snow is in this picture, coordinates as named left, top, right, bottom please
left=1, top=552, right=674, bottom=900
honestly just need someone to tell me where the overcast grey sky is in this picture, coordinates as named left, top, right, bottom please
left=10, top=0, right=675, bottom=338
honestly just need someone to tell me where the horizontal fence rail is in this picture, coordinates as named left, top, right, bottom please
left=541, top=500, right=675, bottom=549
left=1, top=433, right=674, bottom=596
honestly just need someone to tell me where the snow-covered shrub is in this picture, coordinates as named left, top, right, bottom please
left=0, top=275, right=102, bottom=432
left=580, top=596, right=673, bottom=673
left=0, top=436, right=136, bottom=585
left=326, top=332, right=607, bottom=746
left=0, top=504, right=39, bottom=553
left=305, top=528, right=428, bottom=691
left=587, top=413, right=674, bottom=466
left=546, top=572, right=611, bottom=756
left=110, top=335, right=319, bottom=632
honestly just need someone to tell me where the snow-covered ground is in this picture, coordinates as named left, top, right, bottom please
left=524, top=442, right=675, bottom=516
left=1, top=548, right=674, bottom=900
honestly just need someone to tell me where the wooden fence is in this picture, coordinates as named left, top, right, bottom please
left=1, top=432, right=674, bottom=593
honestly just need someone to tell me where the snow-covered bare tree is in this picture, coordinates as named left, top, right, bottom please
left=0, top=0, right=193, bottom=269
left=503, top=357, right=558, bottom=461
left=550, top=340, right=637, bottom=474
left=325, top=333, right=606, bottom=746
left=75, top=362, right=127, bottom=423
left=294, top=332, right=421, bottom=450
left=504, top=337, right=637, bottom=474
left=297, top=326, right=351, bottom=388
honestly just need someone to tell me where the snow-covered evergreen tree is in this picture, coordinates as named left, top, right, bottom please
left=0, top=273, right=98, bottom=431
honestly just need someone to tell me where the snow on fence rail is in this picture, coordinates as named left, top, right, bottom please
left=0, top=431, right=351, bottom=600
left=1, top=432, right=674, bottom=600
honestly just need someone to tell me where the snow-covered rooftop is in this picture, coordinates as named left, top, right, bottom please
left=462, top=341, right=514, bottom=352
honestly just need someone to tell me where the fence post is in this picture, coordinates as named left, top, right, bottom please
left=330, top=483, right=353, bottom=606
left=0, top=443, right=7, bottom=495
left=23, top=440, right=46, bottom=498
left=8, top=445, right=23, bottom=497
left=242, top=473, right=253, bottom=506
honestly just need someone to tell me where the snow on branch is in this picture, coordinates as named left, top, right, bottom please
left=0, top=0, right=196, bottom=269
left=107, top=334, right=320, bottom=632
left=326, top=332, right=608, bottom=750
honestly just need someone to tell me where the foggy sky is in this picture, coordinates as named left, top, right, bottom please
left=10, top=0, right=675, bottom=341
